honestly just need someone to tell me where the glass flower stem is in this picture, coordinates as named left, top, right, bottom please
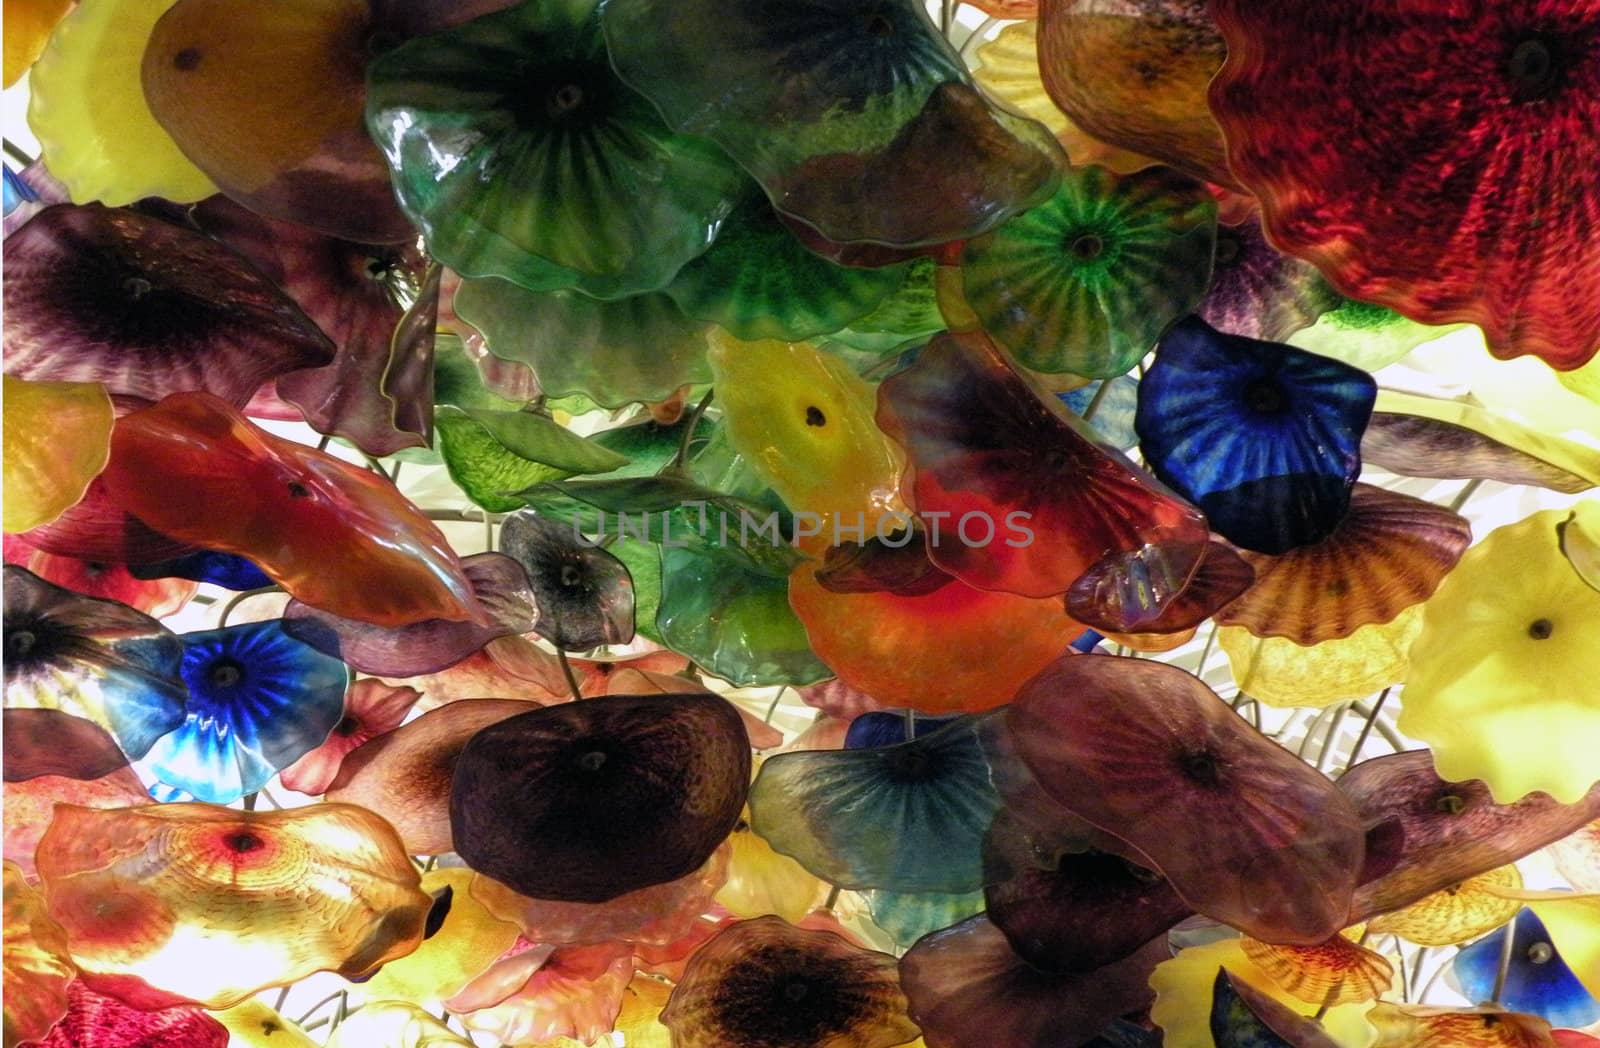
left=1194, top=623, right=1221, bottom=679
left=957, top=16, right=999, bottom=60
left=903, top=707, right=917, bottom=739
left=1490, top=916, right=1518, bottom=1003
left=556, top=647, right=584, bottom=702
left=296, top=989, right=347, bottom=1025
left=1314, top=702, right=1351, bottom=772
left=1342, top=688, right=1392, bottom=773
left=218, top=585, right=281, bottom=627
left=672, top=388, right=716, bottom=470
left=1080, top=379, right=1116, bottom=425
left=2, top=138, right=35, bottom=166
left=1449, top=477, right=1485, bottom=513
left=823, top=884, right=842, bottom=911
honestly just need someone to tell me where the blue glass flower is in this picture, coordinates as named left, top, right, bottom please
left=1452, top=908, right=1600, bottom=1028
left=1059, top=375, right=1139, bottom=451
left=844, top=711, right=961, bottom=751
left=1136, top=315, right=1376, bottom=553
left=748, top=713, right=1008, bottom=894
left=146, top=620, right=349, bottom=803
left=129, top=549, right=273, bottom=591
left=3, top=165, right=36, bottom=214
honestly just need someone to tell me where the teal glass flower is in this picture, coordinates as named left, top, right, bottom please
left=748, top=714, right=1007, bottom=894
left=146, top=620, right=350, bottom=804
left=366, top=0, right=744, bottom=298
left=960, top=164, right=1217, bottom=379
left=601, top=0, right=1064, bottom=247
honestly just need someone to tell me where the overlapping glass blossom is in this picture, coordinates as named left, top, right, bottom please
left=4, top=1, right=1599, bottom=1045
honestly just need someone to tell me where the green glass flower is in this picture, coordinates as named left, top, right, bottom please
left=656, top=542, right=831, bottom=687
left=600, top=0, right=1063, bottom=247
left=453, top=277, right=712, bottom=408
left=664, top=193, right=911, bottom=341
left=960, top=164, right=1217, bottom=378
left=366, top=0, right=744, bottom=298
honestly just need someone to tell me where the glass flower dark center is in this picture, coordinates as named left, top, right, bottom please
left=512, top=60, right=612, bottom=128
left=287, top=481, right=311, bottom=498
left=1435, top=792, right=1467, bottom=815
left=335, top=716, right=360, bottom=736
left=1069, top=233, right=1106, bottom=261
left=4, top=619, right=69, bottom=668
left=1506, top=33, right=1565, bottom=101
left=172, top=46, right=203, bottom=71
left=5, top=628, right=38, bottom=661
left=1528, top=617, right=1555, bottom=639
left=1214, top=231, right=1242, bottom=266
left=805, top=405, right=827, bottom=427
left=207, top=657, right=245, bottom=689
left=862, top=12, right=895, bottom=38
left=225, top=831, right=262, bottom=852
left=1177, top=748, right=1223, bottom=786
left=547, top=83, right=585, bottom=117
left=712, top=948, right=858, bottom=1044
left=1241, top=377, right=1289, bottom=414
left=123, top=276, right=153, bottom=300
left=577, top=749, right=609, bottom=772
left=559, top=562, right=584, bottom=588
left=888, top=746, right=936, bottom=782
left=362, top=254, right=397, bottom=282
left=1528, top=941, right=1555, bottom=964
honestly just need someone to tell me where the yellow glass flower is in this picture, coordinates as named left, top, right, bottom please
left=1398, top=510, right=1600, bottom=803
left=26, top=0, right=217, bottom=205
left=1149, top=938, right=1375, bottom=1048
left=973, top=22, right=1155, bottom=173
left=708, top=332, right=907, bottom=537
left=1367, top=866, right=1524, bottom=947
left=352, top=868, right=519, bottom=1008
left=1367, top=1004, right=1553, bottom=1047
left=325, top=1001, right=475, bottom=1048
left=2, top=375, right=114, bottom=534
left=1560, top=501, right=1600, bottom=593
left=1557, top=354, right=1600, bottom=406
left=716, top=810, right=826, bottom=924
left=210, top=999, right=320, bottom=1048
left=3, top=0, right=72, bottom=86
left=1221, top=603, right=1422, bottom=710
left=4, top=860, right=75, bottom=1048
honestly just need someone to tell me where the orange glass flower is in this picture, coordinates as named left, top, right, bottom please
left=1368, top=866, right=1525, bottom=947
left=35, top=802, right=432, bottom=1008
left=4, top=860, right=75, bottom=1048
left=1216, top=485, right=1472, bottom=645
left=1367, top=1005, right=1556, bottom=1048
left=1239, top=930, right=1393, bottom=1006
left=100, top=392, right=483, bottom=627
left=789, top=558, right=1079, bottom=713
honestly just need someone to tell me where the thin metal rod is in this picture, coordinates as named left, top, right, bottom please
left=957, top=15, right=999, bottom=59
left=556, top=647, right=584, bottom=702
left=1449, top=477, right=1485, bottom=513
left=672, top=388, right=715, bottom=469
left=218, top=586, right=280, bottom=627
left=1490, top=916, right=1519, bottom=1003
left=1343, top=688, right=1392, bottom=773
left=1315, top=702, right=1352, bottom=772
left=2, top=138, right=36, bottom=167
left=1080, top=379, right=1116, bottom=425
